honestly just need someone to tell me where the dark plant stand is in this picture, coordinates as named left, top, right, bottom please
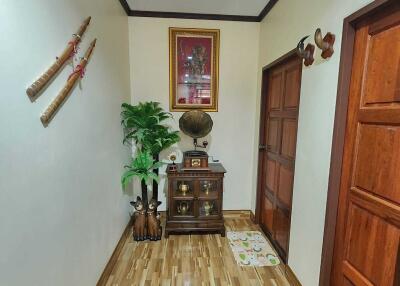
left=141, top=180, right=148, bottom=206
left=152, top=154, right=160, bottom=203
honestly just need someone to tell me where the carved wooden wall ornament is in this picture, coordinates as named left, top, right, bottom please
left=314, top=28, right=335, bottom=59
left=296, top=35, right=315, bottom=66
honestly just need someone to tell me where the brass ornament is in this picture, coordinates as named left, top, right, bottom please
left=203, top=182, right=211, bottom=195
left=179, top=183, right=189, bottom=195
left=203, top=201, right=214, bottom=216
left=177, top=201, right=190, bottom=215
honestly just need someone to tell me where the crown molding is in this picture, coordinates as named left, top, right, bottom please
left=119, top=0, right=278, bottom=22
left=257, top=0, right=278, bottom=21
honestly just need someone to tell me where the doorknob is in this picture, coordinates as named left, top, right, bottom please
left=259, top=145, right=267, bottom=150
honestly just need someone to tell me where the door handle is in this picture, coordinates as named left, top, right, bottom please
left=259, top=145, right=267, bottom=150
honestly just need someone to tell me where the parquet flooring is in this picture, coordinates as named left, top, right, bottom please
left=105, top=211, right=292, bottom=286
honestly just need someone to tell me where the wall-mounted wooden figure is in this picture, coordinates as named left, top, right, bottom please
left=296, top=35, right=315, bottom=66
left=147, top=199, right=162, bottom=241
left=314, top=28, right=335, bottom=59
left=130, top=196, right=147, bottom=241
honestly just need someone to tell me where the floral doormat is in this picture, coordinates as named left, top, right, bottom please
left=227, top=231, right=280, bottom=267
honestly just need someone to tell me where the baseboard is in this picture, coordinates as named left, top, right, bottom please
left=97, top=216, right=133, bottom=286
left=285, top=264, right=302, bottom=286
left=250, top=210, right=256, bottom=223
left=222, top=210, right=252, bottom=218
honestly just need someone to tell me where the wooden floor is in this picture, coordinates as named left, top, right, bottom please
left=104, top=211, right=293, bottom=286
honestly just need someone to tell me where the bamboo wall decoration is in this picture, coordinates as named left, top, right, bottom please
left=40, top=39, right=97, bottom=125
left=26, top=16, right=91, bottom=98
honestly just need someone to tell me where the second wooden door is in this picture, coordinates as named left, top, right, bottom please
left=331, top=3, right=400, bottom=285
left=258, top=53, right=302, bottom=262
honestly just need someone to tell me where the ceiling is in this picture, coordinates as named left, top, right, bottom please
left=126, top=0, right=271, bottom=17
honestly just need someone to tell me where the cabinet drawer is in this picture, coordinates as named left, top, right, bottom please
left=166, top=221, right=224, bottom=229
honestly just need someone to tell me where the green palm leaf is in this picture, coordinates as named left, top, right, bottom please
left=121, top=151, right=164, bottom=189
left=121, top=101, right=180, bottom=155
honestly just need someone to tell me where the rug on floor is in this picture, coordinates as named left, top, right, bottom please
left=227, top=231, right=281, bottom=267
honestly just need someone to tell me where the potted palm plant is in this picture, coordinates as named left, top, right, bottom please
left=121, top=151, right=163, bottom=204
left=121, top=102, right=180, bottom=203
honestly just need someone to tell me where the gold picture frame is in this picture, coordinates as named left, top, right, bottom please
left=169, top=27, right=220, bottom=112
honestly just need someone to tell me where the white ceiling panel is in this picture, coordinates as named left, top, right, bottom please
left=127, top=0, right=270, bottom=16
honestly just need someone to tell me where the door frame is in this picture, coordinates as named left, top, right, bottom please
left=319, top=0, right=398, bottom=285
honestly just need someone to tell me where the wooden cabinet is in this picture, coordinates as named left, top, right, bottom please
left=165, top=163, right=226, bottom=237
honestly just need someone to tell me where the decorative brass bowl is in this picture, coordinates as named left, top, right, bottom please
left=179, top=183, right=189, bottom=195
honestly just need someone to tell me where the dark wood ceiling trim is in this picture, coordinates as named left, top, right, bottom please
left=130, top=10, right=259, bottom=22
left=119, top=0, right=278, bottom=22
left=258, top=0, right=278, bottom=21
left=119, top=0, right=131, bottom=16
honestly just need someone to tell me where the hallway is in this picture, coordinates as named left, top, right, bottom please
left=103, top=212, right=294, bottom=286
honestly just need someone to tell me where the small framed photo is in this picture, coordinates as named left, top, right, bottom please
left=169, top=28, right=220, bottom=112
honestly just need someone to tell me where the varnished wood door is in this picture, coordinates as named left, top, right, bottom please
left=331, top=4, right=400, bottom=286
left=257, top=53, right=302, bottom=262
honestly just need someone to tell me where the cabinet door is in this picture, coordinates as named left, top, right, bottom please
left=171, top=178, right=195, bottom=199
left=171, top=199, right=195, bottom=218
left=197, top=178, right=222, bottom=219
left=169, top=178, right=195, bottom=219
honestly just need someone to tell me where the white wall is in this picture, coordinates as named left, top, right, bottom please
left=0, top=1, right=131, bottom=285
left=129, top=17, right=260, bottom=211
left=253, top=0, right=372, bottom=285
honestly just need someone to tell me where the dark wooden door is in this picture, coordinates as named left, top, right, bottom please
left=331, top=5, right=400, bottom=286
left=257, top=53, right=302, bottom=262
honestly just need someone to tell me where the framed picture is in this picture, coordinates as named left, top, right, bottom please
left=169, top=27, right=220, bottom=112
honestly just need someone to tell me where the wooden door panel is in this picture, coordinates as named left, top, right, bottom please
left=281, top=119, right=297, bottom=159
left=262, top=196, right=274, bottom=232
left=267, top=118, right=280, bottom=153
left=265, top=159, right=277, bottom=193
left=343, top=203, right=400, bottom=285
left=277, top=164, right=294, bottom=207
left=273, top=208, right=290, bottom=255
left=331, top=4, right=400, bottom=285
left=363, top=23, right=400, bottom=105
left=350, top=187, right=400, bottom=228
left=269, top=72, right=283, bottom=110
left=353, top=124, right=400, bottom=204
left=343, top=277, right=356, bottom=286
left=342, top=262, right=374, bottom=286
left=283, top=63, right=301, bottom=109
